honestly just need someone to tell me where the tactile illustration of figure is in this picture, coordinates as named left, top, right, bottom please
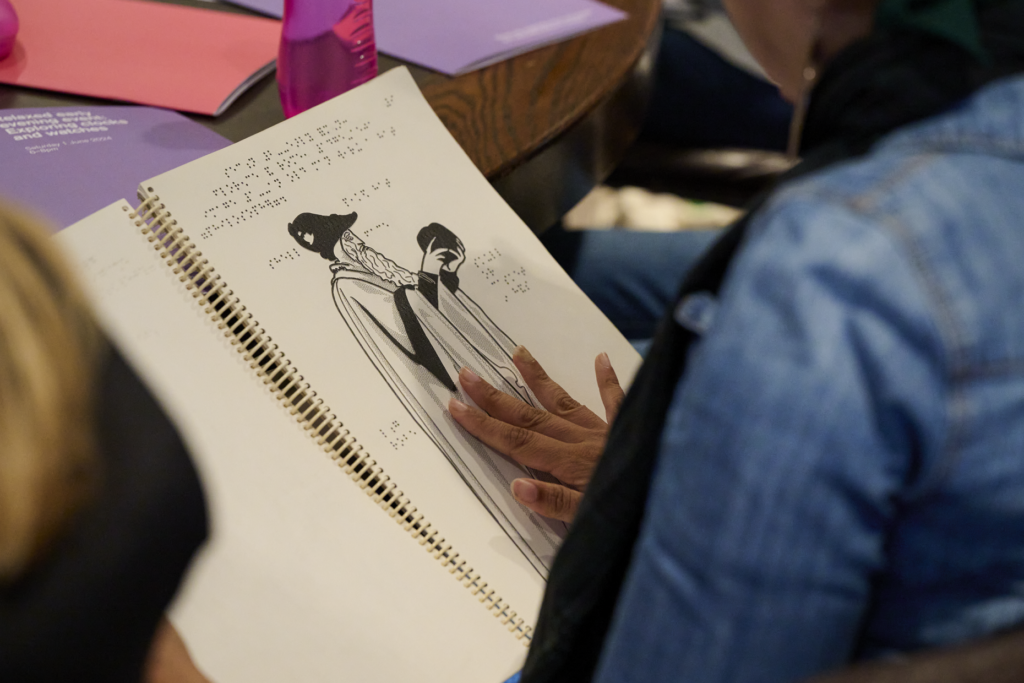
left=288, top=211, right=563, bottom=575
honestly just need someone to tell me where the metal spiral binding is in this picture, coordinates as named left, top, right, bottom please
left=127, top=197, right=534, bottom=643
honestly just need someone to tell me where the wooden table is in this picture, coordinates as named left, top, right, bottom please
left=0, top=0, right=661, bottom=232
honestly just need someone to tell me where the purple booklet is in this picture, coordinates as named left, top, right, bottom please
left=0, top=106, right=229, bottom=231
left=220, top=0, right=628, bottom=76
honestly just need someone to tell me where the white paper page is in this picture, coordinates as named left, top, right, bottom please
left=57, top=201, right=533, bottom=683
left=139, top=67, right=640, bottom=609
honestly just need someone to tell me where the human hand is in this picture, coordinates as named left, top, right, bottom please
left=449, top=346, right=624, bottom=523
left=441, top=245, right=466, bottom=274
left=144, top=618, right=212, bottom=683
left=421, top=237, right=461, bottom=275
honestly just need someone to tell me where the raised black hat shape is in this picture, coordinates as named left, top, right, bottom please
left=287, top=212, right=358, bottom=260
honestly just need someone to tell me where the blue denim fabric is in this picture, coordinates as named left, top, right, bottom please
left=591, top=75, right=1024, bottom=683
left=541, top=227, right=722, bottom=341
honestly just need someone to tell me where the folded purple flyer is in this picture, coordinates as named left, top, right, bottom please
left=221, top=0, right=283, bottom=17
left=377, top=0, right=628, bottom=74
left=0, top=106, right=229, bottom=231
left=221, top=0, right=628, bottom=76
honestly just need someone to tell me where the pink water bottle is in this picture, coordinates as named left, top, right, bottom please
left=278, top=0, right=378, bottom=118
left=0, top=0, right=18, bottom=61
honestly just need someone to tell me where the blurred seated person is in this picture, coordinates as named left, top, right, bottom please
left=0, top=203, right=209, bottom=682
left=543, top=0, right=794, bottom=346
left=457, top=0, right=1024, bottom=681
left=648, top=0, right=793, bottom=150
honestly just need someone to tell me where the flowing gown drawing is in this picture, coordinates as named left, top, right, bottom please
left=288, top=213, right=563, bottom=575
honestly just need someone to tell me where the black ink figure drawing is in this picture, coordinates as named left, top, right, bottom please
left=288, top=212, right=563, bottom=575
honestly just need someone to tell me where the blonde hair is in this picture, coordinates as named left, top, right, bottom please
left=0, top=203, right=102, bottom=581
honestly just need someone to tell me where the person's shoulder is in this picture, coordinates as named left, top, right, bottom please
left=746, top=83, right=1024, bottom=373
left=774, top=75, right=1024, bottom=235
left=771, top=74, right=1024, bottom=218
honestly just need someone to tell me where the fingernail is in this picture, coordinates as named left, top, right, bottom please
left=512, top=479, right=539, bottom=503
left=514, top=346, right=534, bottom=363
left=597, top=352, right=611, bottom=369
left=449, top=399, right=469, bottom=415
left=460, top=367, right=481, bottom=384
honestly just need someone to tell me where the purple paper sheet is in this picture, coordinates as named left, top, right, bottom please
left=221, top=0, right=283, bottom=17
left=0, top=106, right=229, bottom=231
left=220, top=0, right=627, bottom=76
left=377, top=0, right=627, bottom=74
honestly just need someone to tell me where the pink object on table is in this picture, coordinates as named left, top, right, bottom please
left=0, top=0, right=17, bottom=61
left=278, top=0, right=377, bottom=118
left=0, top=0, right=280, bottom=116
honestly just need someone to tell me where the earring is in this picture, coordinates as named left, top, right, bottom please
left=786, top=62, right=821, bottom=159
left=787, top=26, right=824, bottom=159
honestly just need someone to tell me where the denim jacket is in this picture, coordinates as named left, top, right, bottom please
left=592, top=75, right=1024, bottom=682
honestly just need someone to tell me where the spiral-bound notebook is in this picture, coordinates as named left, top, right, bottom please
left=57, top=67, right=640, bottom=681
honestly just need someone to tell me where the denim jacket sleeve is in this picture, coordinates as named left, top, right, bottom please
left=591, top=190, right=950, bottom=683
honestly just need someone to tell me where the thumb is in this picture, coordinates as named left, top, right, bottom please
left=511, top=479, right=581, bottom=524
left=595, top=352, right=624, bottom=425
